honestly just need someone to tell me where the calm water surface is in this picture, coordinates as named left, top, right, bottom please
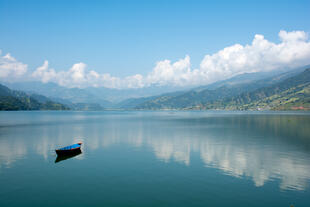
left=0, top=111, right=309, bottom=207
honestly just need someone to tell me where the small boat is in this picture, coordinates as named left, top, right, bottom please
left=55, top=142, right=82, bottom=156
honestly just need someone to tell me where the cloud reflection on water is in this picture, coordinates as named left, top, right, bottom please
left=0, top=112, right=309, bottom=191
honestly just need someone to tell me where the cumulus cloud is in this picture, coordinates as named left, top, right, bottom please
left=197, top=30, right=310, bottom=84
left=146, top=55, right=192, bottom=86
left=31, top=61, right=144, bottom=88
left=3, top=30, right=310, bottom=88
left=0, top=51, right=28, bottom=80
left=32, top=60, right=56, bottom=83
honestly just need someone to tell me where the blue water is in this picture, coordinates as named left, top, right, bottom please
left=0, top=111, right=309, bottom=207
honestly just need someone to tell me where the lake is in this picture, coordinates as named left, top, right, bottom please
left=0, top=111, right=309, bottom=207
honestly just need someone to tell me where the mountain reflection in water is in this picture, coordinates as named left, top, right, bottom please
left=0, top=111, right=309, bottom=191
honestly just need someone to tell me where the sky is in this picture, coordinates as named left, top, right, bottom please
left=0, top=0, right=310, bottom=89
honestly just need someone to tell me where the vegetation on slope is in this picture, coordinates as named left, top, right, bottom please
left=0, top=84, right=69, bottom=111
left=135, top=68, right=310, bottom=111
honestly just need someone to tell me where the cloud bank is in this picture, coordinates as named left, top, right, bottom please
left=0, top=51, right=28, bottom=80
left=1, top=30, right=310, bottom=89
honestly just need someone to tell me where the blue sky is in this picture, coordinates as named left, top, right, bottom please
left=1, top=0, right=310, bottom=88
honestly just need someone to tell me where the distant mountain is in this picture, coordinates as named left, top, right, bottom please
left=116, top=90, right=185, bottom=109
left=197, top=65, right=308, bottom=90
left=201, top=68, right=310, bottom=110
left=2, top=65, right=309, bottom=111
left=85, top=85, right=191, bottom=103
left=0, top=84, right=69, bottom=111
left=3, top=82, right=113, bottom=108
left=133, top=67, right=309, bottom=110
left=133, top=68, right=305, bottom=109
left=3, top=81, right=190, bottom=107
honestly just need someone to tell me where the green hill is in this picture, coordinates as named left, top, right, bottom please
left=134, top=68, right=310, bottom=111
left=202, top=68, right=310, bottom=110
left=0, top=84, right=69, bottom=111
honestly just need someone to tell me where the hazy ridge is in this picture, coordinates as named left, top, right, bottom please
left=1, top=66, right=309, bottom=111
left=0, top=84, right=69, bottom=110
left=134, top=67, right=310, bottom=110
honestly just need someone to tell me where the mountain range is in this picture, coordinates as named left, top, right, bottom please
left=132, top=66, right=310, bottom=110
left=1, top=65, right=309, bottom=111
left=0, top=84, right=68, bottom=110
left=3, top=81, right=190, bottom=108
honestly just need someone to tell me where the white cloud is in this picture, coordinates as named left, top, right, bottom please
left=3, top=30, right=310, bottom=88
left=146, top=55, right=192, bottom=86
left=145, top=30, right=310, bottom=87
left=198, top=30, right=310, bottom=84
left=0, top=51, right=28, bottom=80
left=31, top=60, right=146, bottom=88
left=32, top=60, right=56, bottom=83
left=279, top=30, right=308, bottom=42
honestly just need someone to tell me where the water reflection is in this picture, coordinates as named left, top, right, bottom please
left=0, top=137, right=27, bottom=168
left=55, top=149, right=82, bottom=163
left=0, top=111, right=309, bottom=191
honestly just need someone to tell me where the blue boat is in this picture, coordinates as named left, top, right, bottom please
left=55, top=143, right=82, bottom=155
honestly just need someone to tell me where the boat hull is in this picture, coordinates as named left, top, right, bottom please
left=55, top=143, right=82, bottom=156
left=55, top=147, right=81, bottom=155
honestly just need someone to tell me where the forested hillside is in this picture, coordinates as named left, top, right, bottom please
left=134, top=68, right=310, bottom=111
left=0, top=84, right=69, bottom=110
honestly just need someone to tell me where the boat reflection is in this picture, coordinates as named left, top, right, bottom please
left=1, top=112, right=310, bottom=191
left=55, top=149, right=82, bottom=163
